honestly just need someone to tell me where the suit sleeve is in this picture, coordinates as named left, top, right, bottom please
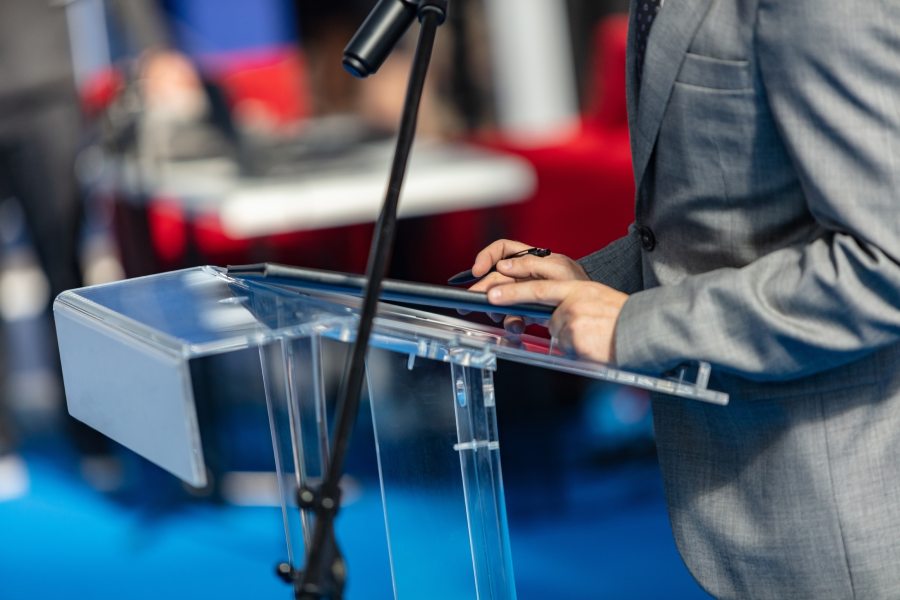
left=614, top=0, right=900, bottom=380
left=577, top=224, right=645, bottom=294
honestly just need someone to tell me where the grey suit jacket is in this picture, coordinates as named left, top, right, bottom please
left=580, top=0, right=900, bottom=597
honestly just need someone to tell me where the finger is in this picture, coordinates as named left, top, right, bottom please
left=524, top=316, right=550, bottom=328
left=469, top=271, right=516, bottom=293
left=495, top=254, right=577, bottom=281
left=509, top=316, right=549, bottom=332
left=472, top=239, right=534, bottom=277
left=487, top=280, right=579, bottom=307
left=503, top=315, right=526, bottom=335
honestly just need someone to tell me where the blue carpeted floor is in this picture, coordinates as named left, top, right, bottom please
left=0, top=444, right=707, bottom=600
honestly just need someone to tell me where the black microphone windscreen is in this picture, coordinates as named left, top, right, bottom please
left=343, top=0, right=418, bottom=78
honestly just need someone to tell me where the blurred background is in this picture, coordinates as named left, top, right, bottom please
left=0, top=1, right=708, bottom=598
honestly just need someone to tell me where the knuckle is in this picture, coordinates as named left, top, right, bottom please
left=484, top=272, right=508, bottom=285
left=492, top=239, right=514, bottom=255
left=514, top=257, right=536, bottom=276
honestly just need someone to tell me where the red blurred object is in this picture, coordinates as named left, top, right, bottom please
left=80, top=68, right=124, bottom=118
left=584, top=15, right=630, bottom=133
left=147, top=198, right=189, bottom=267
left=212, top=47, right=311, bottom=124
left=141, top=195, right=373, bottom=274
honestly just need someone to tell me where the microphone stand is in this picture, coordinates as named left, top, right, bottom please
left=277, top=2, right=449, bottom=598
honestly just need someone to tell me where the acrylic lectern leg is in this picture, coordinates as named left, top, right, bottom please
left=259, top=334, right=332, bottom=572
left=450, top=363, right=518, bottom=600
left=365, top=347, right=517, bottom=600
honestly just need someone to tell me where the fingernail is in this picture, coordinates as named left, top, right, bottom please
left=498, top=260, right=512, bottom=270
left=489, top=289, right=502, bottom=301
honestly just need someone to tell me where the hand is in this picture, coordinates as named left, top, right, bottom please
left=469, top=239, right=589, bottom=285
left=486, top=279, right=628, bottom=364
left=467, top=239, right=590, bottom=333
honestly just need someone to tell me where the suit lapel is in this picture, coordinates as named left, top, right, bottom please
left=630, top=0, right=714, bottom=189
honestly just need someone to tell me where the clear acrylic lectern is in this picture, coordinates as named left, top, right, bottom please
left=54, top=266, right=727, bottom=599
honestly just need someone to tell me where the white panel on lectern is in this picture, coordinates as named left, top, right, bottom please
left=55, top=307, right=205, bottom=487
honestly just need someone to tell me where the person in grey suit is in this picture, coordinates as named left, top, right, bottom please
left=468, top=0, right=900, bottom=597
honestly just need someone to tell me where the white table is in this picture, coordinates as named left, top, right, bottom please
left=118, top=139, right=536, bottom=240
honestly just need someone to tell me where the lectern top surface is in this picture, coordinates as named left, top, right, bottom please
left=55, top=267, right=354, bottom=356
left=56, top=266, right=728, bottom=404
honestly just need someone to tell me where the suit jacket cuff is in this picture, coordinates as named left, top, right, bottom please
left=614, top=285, right=676, bottom=374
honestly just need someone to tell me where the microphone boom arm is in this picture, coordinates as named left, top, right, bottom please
left=280, top=2, right=450, bottom=599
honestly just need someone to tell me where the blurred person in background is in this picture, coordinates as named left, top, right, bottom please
left=0, top=0, right=201, bottom=500
left=294, top=0, right=466, bottom=137
left=0, top=0, right=95, bottom=500
left=294, top=0, right=371, bottom=118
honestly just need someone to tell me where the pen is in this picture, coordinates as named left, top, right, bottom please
left=447, top=247, right=551, bottom=286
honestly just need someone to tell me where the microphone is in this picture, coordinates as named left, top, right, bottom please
left=296, top=2, right=450, bottom=596
left=343, top=0, right=419, bottom=78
